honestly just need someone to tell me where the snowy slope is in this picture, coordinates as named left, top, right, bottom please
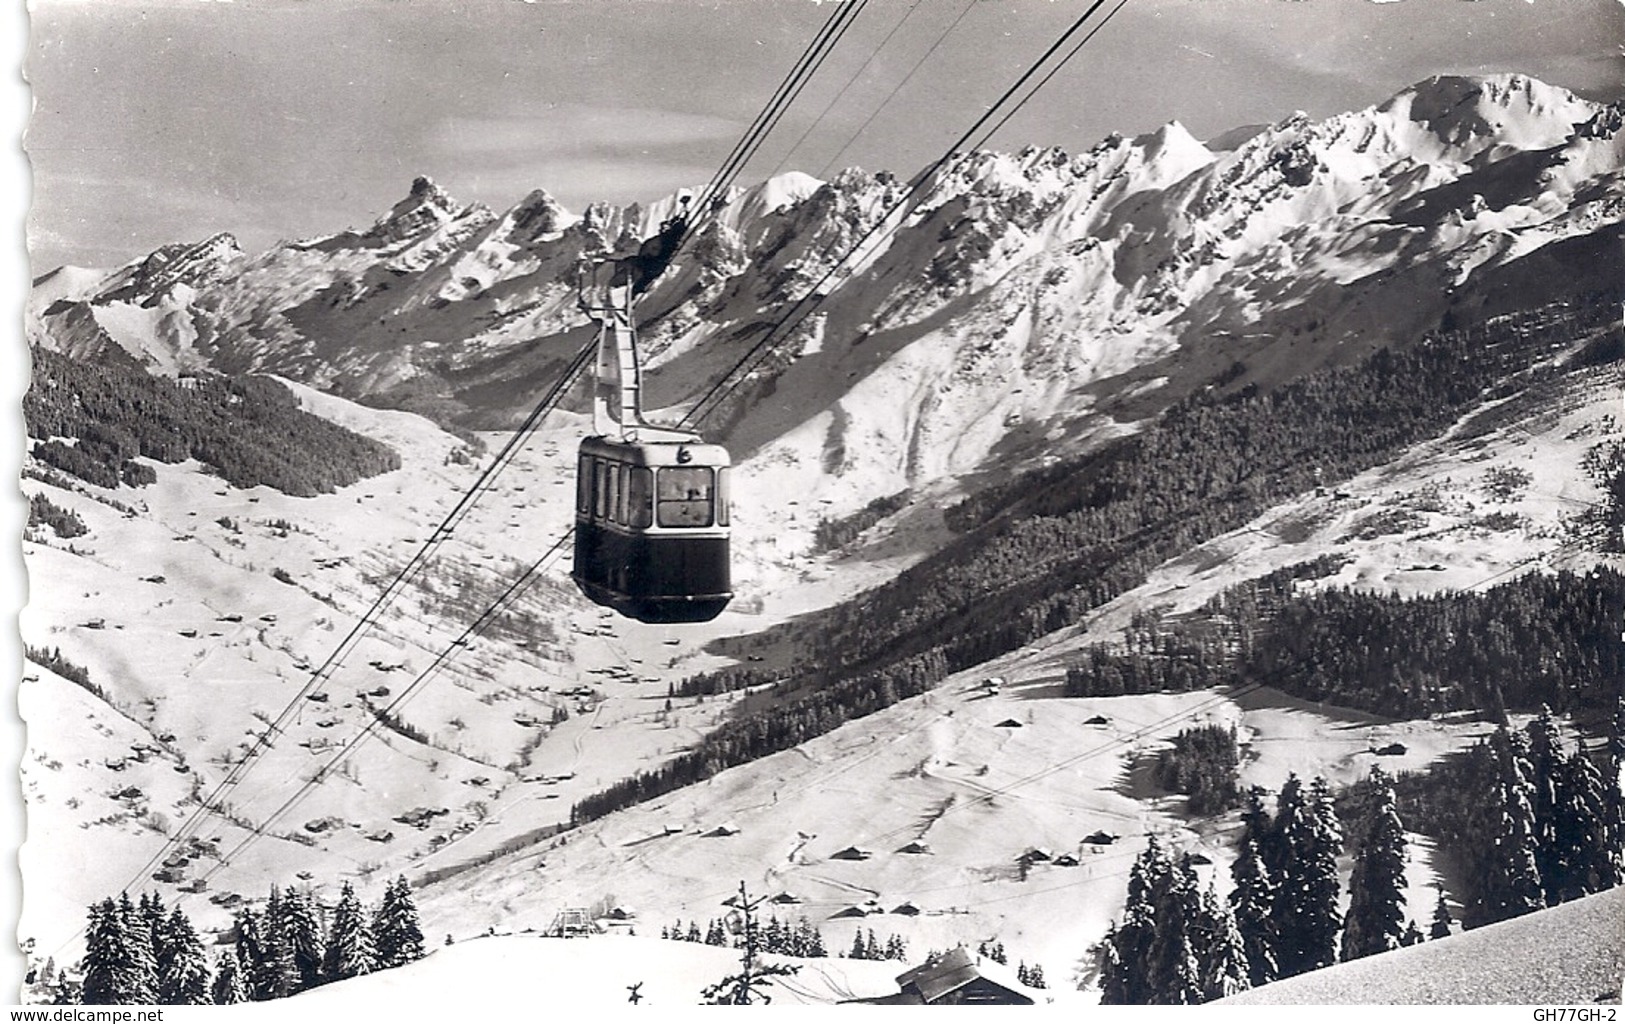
left=1223, top=886, right=1625, bottom=1004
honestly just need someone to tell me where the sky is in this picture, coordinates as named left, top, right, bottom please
left=21, top=0, right=1625, bottom=271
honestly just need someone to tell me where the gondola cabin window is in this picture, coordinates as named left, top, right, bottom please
left=627, top=467, right=654, bottom=528
left=657, top=467, right=714, bottom=528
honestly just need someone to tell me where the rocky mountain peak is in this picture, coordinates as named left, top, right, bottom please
left=369, top=175, right=470, bottom=246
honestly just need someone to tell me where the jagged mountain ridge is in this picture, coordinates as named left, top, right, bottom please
left=28, top=73, right=1625, bottom=513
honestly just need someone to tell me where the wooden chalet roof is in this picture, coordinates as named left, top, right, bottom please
left=894, top=947, right=1034, bottom=1005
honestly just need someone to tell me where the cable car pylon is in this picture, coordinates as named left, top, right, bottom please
left=571, top=199, right=734, bottom=624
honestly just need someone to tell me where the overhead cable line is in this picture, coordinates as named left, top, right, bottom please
left=686, top=0, right=873, bottom=233
left=199, top=528, right=581, bottom=888
left=816, top=0, right=979, bottom=179
left=766, top=0, right=927, bottom=179
left=105, top=337, right=598, bottom=911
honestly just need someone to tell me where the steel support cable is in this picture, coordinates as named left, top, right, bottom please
left=765, top=0, right=925, bottom=181
left=688, top=0, right=852, bottom=214
left=677, top=0, right=1123, bottom=432
left=816, top=0, right=979, bottom=179
left=687, top=0, right=871, bottom=229
left=963, top=0, right=1131, bottom=154
left=105, top=338, right=597, bottom=907
left=200, top=528, right=580, bottom=887
left=693, top=0, right=870, bottom=217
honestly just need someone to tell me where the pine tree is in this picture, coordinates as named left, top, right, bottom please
left=82, top=899, right=127, bottom=1005
left=232, top=908, right=265, bottom=1000
left=1342, top=767, right=1408, bottom=962
left=1028, top=963, right=1047, bottom=989
left=1261, top=774, right=1304, bottom=880
left=699, top=883, right=797, bottom=1004
left=279, top=887, right=325, bottom=992
left=1146, top=859, right=1203, bottom=1004
left=249, top=890, right=295, bottom=1000
left=156, top=907, right=211, bottom=1004
left=803, top=918, right=827, bottom=958
left=1481, top=727, right=1546, bottom=925
left=686, top=920, right=702, bottom=943
left=1428, top=886, right=1454, bottom=940
left=117, top=892, right=157, bottom=1004
left=1605, top=696, right=1625, bottom=880
left=211, top=950, right=247, bottom=1005
left=989, top=939, right=1006, bottom=965
left=1196, top=883, right=1250, bottom=1001
left=1549, top=744, right=1619, bottom=902
left=850, top=930, right=868, bottom=960
left=1273, top=777, right=1342, bottom=978
left=1098, top=923, right=1129, bottom=1005
left=866, top=929, right=883, bottom=961
left=1103, top=835, right=1172, bottom=1004
left=320, top=881, right=377, bottom=984
left=1228, top=835, right=1278, bottom=987
left=1525, top=709, right=1564, bottom=903
left=371, top=877, right=426, bottom=970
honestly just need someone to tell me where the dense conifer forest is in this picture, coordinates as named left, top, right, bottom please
left=1064, top=564, right=1623, bottom=717
left=25, top=346, right=401, bottom=497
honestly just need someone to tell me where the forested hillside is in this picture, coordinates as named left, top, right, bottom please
left=25, top=346, right=400, bottom=496
left=571, top=297, right=1622, bottom=824
left=1065, top=565, right=1623, bottom=716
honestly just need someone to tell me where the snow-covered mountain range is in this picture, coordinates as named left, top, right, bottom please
left=30, top=74, right=1625, bottom=504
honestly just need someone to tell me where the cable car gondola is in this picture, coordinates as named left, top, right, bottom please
left=570, top=207, right=733, bottom=623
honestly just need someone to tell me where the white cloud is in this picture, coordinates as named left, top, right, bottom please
left=428, top=104, right=742, bottom=159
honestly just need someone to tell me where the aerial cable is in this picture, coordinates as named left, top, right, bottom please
left=963, top=0, right=1132, bottom=154
left=690, top=0, right=868, bottom=217
left=689, top=0, right=852, bottom=211
left=766, top=0, right=926, bottom=180
left=685, top=0, right=873, bottom=238
left=199, top=529, right=581, bottom=887
left=103, top=337, right=599, bottom=910
left=678, top=0, right=1125, bottom=431
left=816, top=0, right=979, bottom=179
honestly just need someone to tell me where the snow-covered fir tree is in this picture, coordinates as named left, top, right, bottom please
left=155, top=906, right=211, bottom=1004
left=1342, top=766, right=1408, bottom=962
left=1196, top=883, right=1250, bottom=1001
left=1549, top=737, right=1620, bottom=901
left=320, top=881, right=377, bottom=984
left=1480, top=726, right=1546, bottom=925
left=117, top=893, right=157, bottom=1004
left=373, top=876, right=427, bottom=970
left=211, top=949, right=247, bottom=1005
left=1228, top=835, right=1277, bottom=987
left=279, top=886, right=326, bottom=993
left=82, top=898, right=145, bottom=1005
left=1272, top=777, right=1342, bottom=978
